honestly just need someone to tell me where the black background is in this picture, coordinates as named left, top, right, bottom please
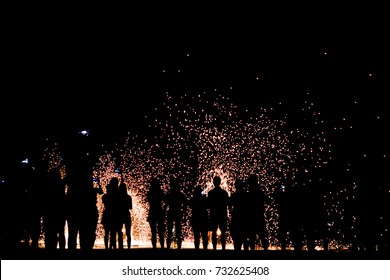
left=1, top=7, right=389, bottom=181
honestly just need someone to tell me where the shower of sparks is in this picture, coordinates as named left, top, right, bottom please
left=324, top=181, right=358, bottom=250
left=89, top=90, right=332, bottom=247
left=324, top=179, right=389, bottom=251
left=43, top=141, right=64, bottom=172
left=39, top=89, right=333, bottom=248
left=93, top=139, right=155, bottom=243
left=28, top=141, right=66, bottom=245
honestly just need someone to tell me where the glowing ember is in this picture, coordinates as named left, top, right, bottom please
left=40, top=91, right=334, bottom=249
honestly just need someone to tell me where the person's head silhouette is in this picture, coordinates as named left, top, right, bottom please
left=109, top=177, right=119, bottom=188
left=213, top=176, right=221, bottom=188
left=119, top=182, right=127, bottom=193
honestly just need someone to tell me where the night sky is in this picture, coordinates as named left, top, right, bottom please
left=1, top=14, right=389, bottom=185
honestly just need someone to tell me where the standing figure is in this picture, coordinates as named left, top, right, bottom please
left=118, top=182, right=132, bottom=249
left=246, top=174, right=269, bottom=250
left=165, top=177, right=187, bottom=249
left=63, top=133, right=101, bottom=250
left=79, top=175, right=103, bottom=250
left=207, top=176, right=229, bottom=250
left=189, top=185, right=209, bottom=250
left=146, top=178, right=166, bottom=249
left=44, top=166, right=66, bottom=250
left=102, top=177, right=120, bottom=249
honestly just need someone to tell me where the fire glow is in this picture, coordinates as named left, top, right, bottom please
left=44, top=91, right=333, bottom=249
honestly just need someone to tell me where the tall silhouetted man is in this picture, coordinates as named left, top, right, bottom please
left=166, top=177, right=187, bottom=249
left=118, top=182, right=132, bottom=249
left=146, top=178, right=165, bottom=249
left=44, top=166, right=66, bottom=250
left=102, top=177, right=120, bottom=249
left=189, top=185, right=209, bottom=250
left=246, top=174, right=269, bottom=250
left=207, top=176, right=229, bottom=250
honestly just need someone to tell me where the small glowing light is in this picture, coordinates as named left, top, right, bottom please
left=216, top=227, right=221, bottom=236
left=80, top=130, right=89, bottom=136
left=21, top=158, right=29, bottom=164
left=368, top=73, right=373, bottom=77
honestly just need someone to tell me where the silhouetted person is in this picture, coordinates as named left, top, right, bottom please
left=118, top=182, right=132, bottom=249
left=230, top=179, right=246, bottom=250
left=102, top=177, right=120, bottom=249
left=79, top=176, right=103, bottom=250
left=146, top=178, right=165, bottom=249
left=44, top=166, right=66, bottom=250
left=166, top=177, right=187, bottom=249
left=65, top=161, right=88, bottom=250
left=189, top=185, right=209, bottom=250
left=207, top=176, right=229, bottom=250
left=66, top=162, right=102, bottom=250
left=246, top=174, right=269, bottom=250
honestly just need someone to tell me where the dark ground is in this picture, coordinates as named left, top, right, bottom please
left=2, top=248, right=389, bottom=260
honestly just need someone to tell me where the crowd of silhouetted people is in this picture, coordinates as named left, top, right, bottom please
left=142, top=173, right=272, bottom=251
left=1, top=156, right=389, bottom=254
